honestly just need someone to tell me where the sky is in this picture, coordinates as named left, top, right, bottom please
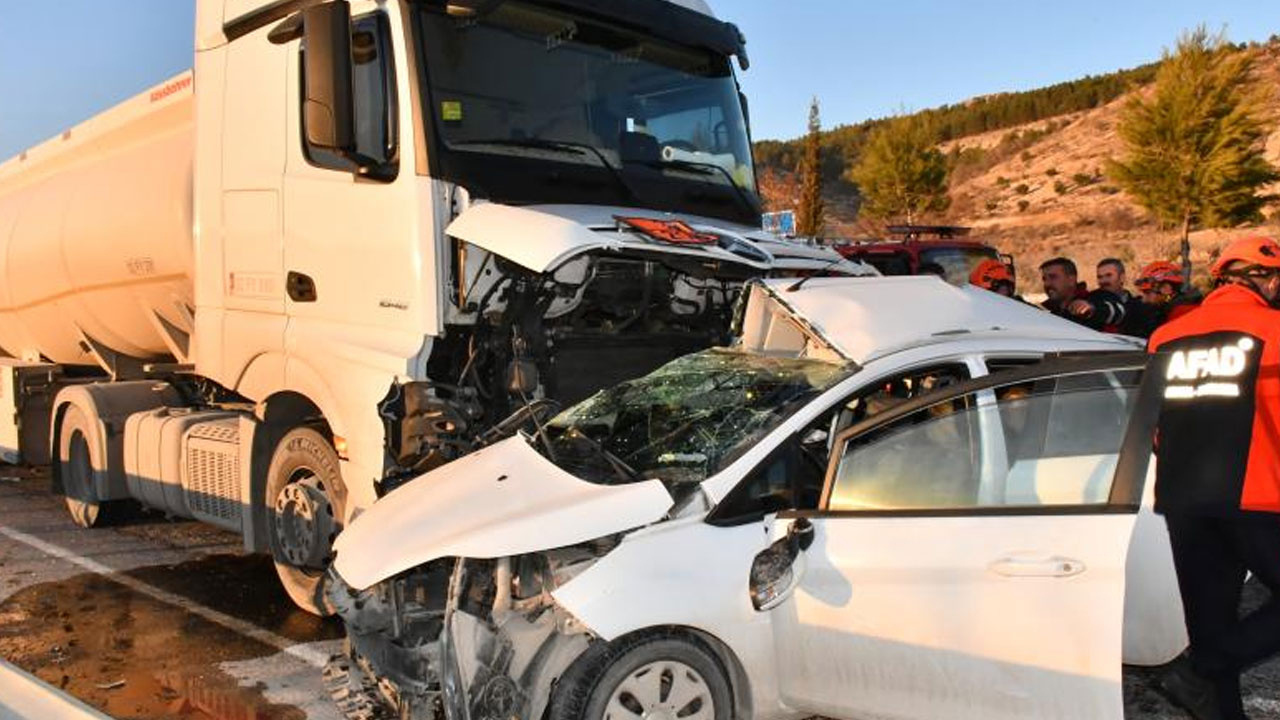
left=0, top=0, right=1276, bottom=160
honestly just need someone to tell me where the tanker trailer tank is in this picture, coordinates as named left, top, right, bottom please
left=0, top=71, right=194, bottom=370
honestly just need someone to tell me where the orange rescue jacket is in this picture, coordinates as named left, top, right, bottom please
left=1148, top=284, right=1280, bottom=515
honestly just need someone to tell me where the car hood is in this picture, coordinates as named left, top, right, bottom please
left=331, top=435, right=674, bottom=590
left=445, top=202, right=872, bottom=275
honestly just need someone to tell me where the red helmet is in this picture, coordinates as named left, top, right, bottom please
left=969, top=259, right=1013, bottom=289
left=1210, top=235, right=1280, bottom=279
left=1135, top=261, right=1184, bottom=290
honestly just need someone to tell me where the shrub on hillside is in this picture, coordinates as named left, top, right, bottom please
left=1014, top=183, right=1030, bottom=195
left=1054, top=180, right=1069, bottom=194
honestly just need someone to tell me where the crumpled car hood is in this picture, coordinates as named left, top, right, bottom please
left=445, top=202, right=871, bottom=275
left=331, top=436, right=674, bottom=590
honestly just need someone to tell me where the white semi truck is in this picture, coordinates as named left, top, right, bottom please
left=0, top=0, right=864, bottom=614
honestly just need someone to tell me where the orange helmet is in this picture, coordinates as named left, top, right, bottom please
left=1135, top=261, right=1184, bottom=290
left=1210, top=235, right=1280, bottom=279
left=969, top=259, right=1013, bottom=289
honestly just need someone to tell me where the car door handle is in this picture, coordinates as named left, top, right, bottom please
left=287, top=271, right=317, bottom=302
left=989, top=554, right=1086, bottom=578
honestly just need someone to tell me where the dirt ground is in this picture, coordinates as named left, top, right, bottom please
left=0, top=554, right=344, bottom=720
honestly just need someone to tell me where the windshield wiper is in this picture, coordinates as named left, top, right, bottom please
left=452, top=138, right=638, bottom=202
left=633, top=157, right=759, bottom=222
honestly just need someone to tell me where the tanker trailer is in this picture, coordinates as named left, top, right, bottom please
left=0, top=0, right=868, bottom=615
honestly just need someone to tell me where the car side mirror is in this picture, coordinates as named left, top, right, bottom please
left=749, top=517, right=812, bottom=611
left=302, top=1, right=356, bottom=155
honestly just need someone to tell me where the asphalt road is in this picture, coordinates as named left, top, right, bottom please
left=0, top=466, right=1276, bottom=720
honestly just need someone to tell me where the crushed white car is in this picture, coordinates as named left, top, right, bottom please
left=326, top=276, right=1187, bottom=720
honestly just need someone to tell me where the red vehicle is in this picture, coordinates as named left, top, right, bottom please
left=836, top=225, right=1014, bottom=286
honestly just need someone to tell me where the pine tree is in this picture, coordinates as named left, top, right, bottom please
left=848, top=114, right=950, bottom=223
left=1108, top=28, right=1279, bottom=288
left=795, top=98, right=825, bottom=238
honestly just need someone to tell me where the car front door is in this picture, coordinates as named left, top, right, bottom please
left=766, top=354, right=1164, bottom=720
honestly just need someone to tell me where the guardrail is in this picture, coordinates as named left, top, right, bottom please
left=0, top=659, right=113, bottom=720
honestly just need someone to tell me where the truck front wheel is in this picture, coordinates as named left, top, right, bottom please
left=56, top=405, right=103, bottom=528
left=265, top=427, right=346, bottom=616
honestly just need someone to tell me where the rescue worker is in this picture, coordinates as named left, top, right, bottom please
left=968, top=258, right=1017, bottom=298
left=1096, top=257, right=1129, bottom=296
left=1039, top=257, right=1127, bottom=331
left=1098, top=257, right=1156, bottom=337
left=1137, top=260, right=1203, bottom=330
left=1147, top=235, right=1280, bottom=720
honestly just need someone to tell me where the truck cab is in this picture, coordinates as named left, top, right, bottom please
left=835, top=225, right=1012, bottom=286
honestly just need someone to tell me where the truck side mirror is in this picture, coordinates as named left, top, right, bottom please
left=302, top=1, right=356, bottom=155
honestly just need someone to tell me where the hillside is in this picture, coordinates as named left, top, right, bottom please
left=757, top=39, right=1280, bottom=292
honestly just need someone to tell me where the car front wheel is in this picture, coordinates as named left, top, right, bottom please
left=550, top=634, right=732, bottom=720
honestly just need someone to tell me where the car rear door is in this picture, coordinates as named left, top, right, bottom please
left=767, top=353, right=1164, bottom=720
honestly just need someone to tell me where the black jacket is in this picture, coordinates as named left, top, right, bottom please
left=1042, top=283, right=1128, bottom=332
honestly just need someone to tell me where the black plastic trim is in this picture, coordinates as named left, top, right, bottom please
left=225, top=0, right=325, bottom=42
left=779, top=503, right=1141, bottom=520
left=524, top=0, right=744, bottom=59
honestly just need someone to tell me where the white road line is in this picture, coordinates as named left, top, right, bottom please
left=0, top=524, right=329, bottom=668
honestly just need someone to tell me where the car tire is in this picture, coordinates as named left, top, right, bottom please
left=549, top=633, right=732, bottom=720
left=264, top=427, right=346, bottom=616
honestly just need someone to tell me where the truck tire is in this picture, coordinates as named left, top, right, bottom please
left=265, top=427, right=346, bottom=616
left=56, top=405, right=104, bottom=528
left=549, top=633, right=732, bottom=720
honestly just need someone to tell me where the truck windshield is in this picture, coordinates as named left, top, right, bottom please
left=531, top=348, right=850, bottom=486
left=920, top=246, right=1002, bottom=285
left=412, top=0, right=760, bottom=224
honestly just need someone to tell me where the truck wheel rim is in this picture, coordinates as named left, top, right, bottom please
left=604, top=660, right=713, bottom=720
left=272, top=472, right=335, bottom=569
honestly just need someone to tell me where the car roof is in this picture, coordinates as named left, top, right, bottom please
left=749, top=276, right=1136, bottom=365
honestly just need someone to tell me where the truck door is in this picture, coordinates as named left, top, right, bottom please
left=221, top=20, right=290, bottom=380
left=768, top=355, right=1165, bottom=720
left=282, top=6, right=424, bottom=349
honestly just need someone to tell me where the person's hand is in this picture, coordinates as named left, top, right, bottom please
left=1068, top=299, right=1094, bottom=317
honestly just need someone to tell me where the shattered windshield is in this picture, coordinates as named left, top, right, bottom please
left=532, top=348, right=851, bottom=486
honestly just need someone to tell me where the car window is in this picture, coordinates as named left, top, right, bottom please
left=862, top=253, right=912, bottom=276
left=709, top=364, right=968, bottom=525
left=709, top=413, right=832, bottom=525
left=837, top=364, right=969, bottom=433
left=826, top=368, right=1143, bottom=512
